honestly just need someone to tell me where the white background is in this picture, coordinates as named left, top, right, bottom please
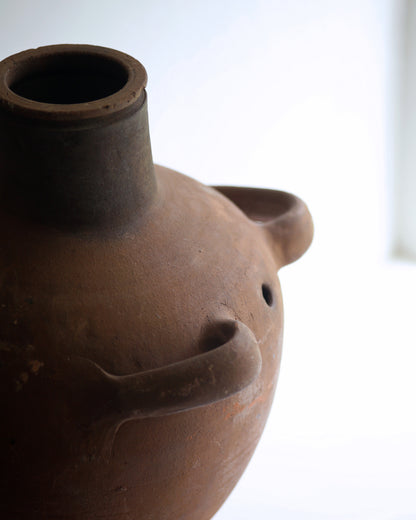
left=0, top=1, right=415, bottom=518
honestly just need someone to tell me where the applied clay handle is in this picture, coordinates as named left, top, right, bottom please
left=213, top=186, right=313, bottom=269
left=86, top=320, right=262, bottom=422
left=263, top=191, right=313, bottom=268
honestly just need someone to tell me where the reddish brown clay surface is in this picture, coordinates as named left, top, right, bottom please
left=0, top=45, right=313, bottom=519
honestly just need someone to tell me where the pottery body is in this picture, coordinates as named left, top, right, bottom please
left=0, top=45, right=313, bottom=520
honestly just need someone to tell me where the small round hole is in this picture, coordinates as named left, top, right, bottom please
left=262, top=284, right=274, bottom=307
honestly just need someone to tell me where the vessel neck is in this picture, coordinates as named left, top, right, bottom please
left=0, top=44, right=156, bottom=232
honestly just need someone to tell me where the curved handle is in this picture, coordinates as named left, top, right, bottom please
left=78, top=320, right=261, bottom=423
left=214, top=186, right=313, bottom=269
left=263, top=191, right=313, bottom=268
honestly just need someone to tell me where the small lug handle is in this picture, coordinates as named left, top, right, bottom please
left=214, top=186, right=313, bottom=269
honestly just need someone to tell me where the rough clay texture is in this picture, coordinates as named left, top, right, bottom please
left=0, top=45, right=313, bottom=520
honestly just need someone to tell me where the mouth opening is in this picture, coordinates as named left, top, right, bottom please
left=9, top=53, right=129, bottom=105
left=0, top=45, right=147, bottom=123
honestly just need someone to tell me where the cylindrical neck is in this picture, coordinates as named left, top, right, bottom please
left=0, top=44, right=156, bottom=232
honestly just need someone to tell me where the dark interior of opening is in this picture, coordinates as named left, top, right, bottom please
left=9, top=53, right=129, bottom=104
left=262, top=283, right=274, bottom=306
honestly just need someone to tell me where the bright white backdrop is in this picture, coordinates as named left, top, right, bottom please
left=0, top=1, right=415, bottom=518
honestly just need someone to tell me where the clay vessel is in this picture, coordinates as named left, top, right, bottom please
left=0, top=45, right=313, bottom=520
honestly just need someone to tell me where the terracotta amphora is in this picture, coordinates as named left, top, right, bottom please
left=0, top=45, right=313, bottom=520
